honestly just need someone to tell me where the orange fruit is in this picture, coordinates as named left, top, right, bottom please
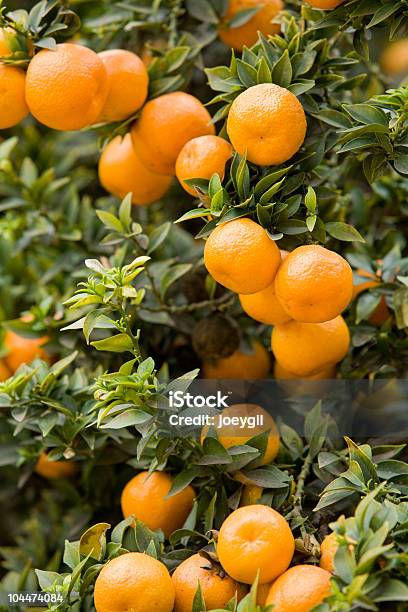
left=227, top=83, right=307, bottom=166
left=353, top=269, right=389, bottom=326
left=275, top=245, right=353, bottom=323
left=306, top=0, right=344, bottom=8
left=257, top=582, right=273, bottom=606
left=26, top=43, right=108, bottom=131
left=271, top=316, right=350, bottom=377
left=204, top=218, right=281, bottom=294
left=98, top=134, right=172, bottom=205
left=121, top=471, right=195, bottom=538
left=241, top=484, right=263, bottom=506
left=4, top=329, right=49, bottom=372
left=35, top=452, right=77, bottom=480
left=0, top=28, right=12, bottom=56
left=274, top=361, right=336, bottom=380
left=94, top=552, right=175, bottom=612
left=0, top=360, right=11, bottom=381
left=202, top=341, right=270, bottom=379
left=239, top=249, right=290, bottom=324
left=98, top=49, right=148, bottom=123
left=172, top=553, right=247, bottom=612
left=265, top=565, right=332, bottom=611
left=219, top=0, right=283, bottom=51
left=381, top=39, right=408, bottom=76
left=176, top=135, right=232, bottom=196
left=131, top=91, right=215, bottom=175
left=274, top=362, right=336, bottom=397
left=239, top=282, right=291, bottom=326
left=201, top=403, right=280, bottom=466
left=0, top=64, right=29, bottom=129
left=217, top=505, right=295, bottom=584
left=320, top=533, right=338, bottom=573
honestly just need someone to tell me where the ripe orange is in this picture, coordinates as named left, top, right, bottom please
left=275, top=245, right=353, bottom=323
left=176, top=135, right=232, bottom=196
left=240, top=484, right=263, bottom=506
left=172, top=553, right=247, bottom=612
left=217, top=505, right=295, bottom=584
left=204, top=218, right=281, bottom=294
left=219, top=0, right=283, bottom=51
left=353, top=269, right=389, bottom=326
left=0, top=28, right=12, bottom=56
left=4, top=329, right=49, bottom=372
left=0, top=64, right=29, bottom=129
left=35, top=452, right=77, bottom=480
left=272, top=316, right=350, bottom=377
left=201, top=403, right=280, bottom=466
left=265, top=565, right=332, bottom=611
left=98, top=49, right=148, bottom=123
left=239, top=282, right=290, bottom=326
left=26, top=43, right=108, bottom=131
left=381, top=39, right=408, bottom=76
left=202, top=340, right=270, bottom=379
left=131, top=91, right=215, bottom=175
left=320, top=533, right=338, bottom=573
left=274, top=361, right=336, bottom=397
left=227, top=83, right=307, bottom=166
left=239, top=249, right=290, bottom=324
left=98, top=134, right=172, bottom=205
left=0, top=360, right=11, bottom=381
left=256, top=582, right=273, bottom=606
left=306, top=0, right=344, bottom=8
left=274, top=361, right=336, bottom=380
left=94, top=552, right=175, bottom=612
left=121, top=471, right=195, bottom=538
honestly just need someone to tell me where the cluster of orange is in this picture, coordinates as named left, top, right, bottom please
left=205, top=219, right=353, bottom=379
left=37, top=402, right=338, bottom=612
left=93, top=502, right=335, bottom=612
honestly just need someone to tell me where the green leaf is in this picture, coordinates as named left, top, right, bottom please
left=259, top=177, right=286, bottom=204
left=356, top=292, right=382, bottom=324
left=175, top=208, right=211, bottom=223
left=148, top=222, right=171, bottom=254
left=100, top=409, right=153, bottom=430
left=91, top=333, right=134, bottom=353
left=277, top=219, right=308, bottom=235
left=393, top=287, right=408, bottom=330
left=167, top=467, right=201, bottom=497
left=314, top=109, right=353, bottom=129
left=160, top=263, right=192, bottom=298
left=272, top=50, right=293, bottom=88
left=186, top=0, right=219, bottom=23
left=119, top=193, right=132, bottom=228
left=257, top=56, right=272, bottom=84
left=79, top=523, right=110, bottom=561
left=228, top=6, right=260, bottom=28
left=254, top=166, right=291, bottom=196
left=367, top=3, right=399, bottom=27
left=96, top=210, right=124, bottom=233
left=345, top=104, right=389, bottom=127
left=236, top=59, right=258, bottom=88
left=192, top=582, right=207, bottom=612
left=325, top=222, right=365, bottom=243
left=305, top=186, right=317, bottom=213
left=394, top=154, right=408, bottom=175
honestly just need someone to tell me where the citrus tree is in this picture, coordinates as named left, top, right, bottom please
left=0, top=0, right=407, bottom=611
